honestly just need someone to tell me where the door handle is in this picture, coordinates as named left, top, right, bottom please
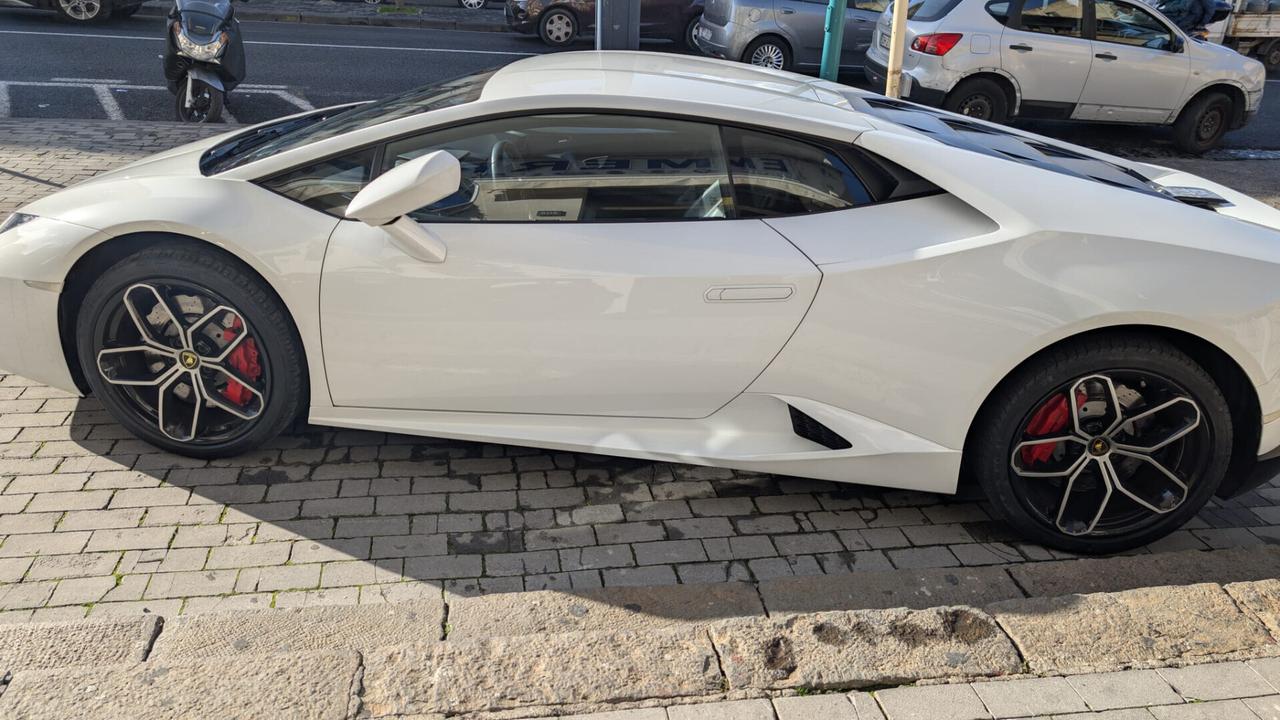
left=1095, top=52, right=1117, bottom=60
left=780, top=7, right=795, bottom=13
left=1009, top=43, right=1033, bottom=51
left=705, top=285, right=795, bottom=302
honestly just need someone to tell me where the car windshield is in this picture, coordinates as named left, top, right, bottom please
left=200, top=70, right=497, bottom=175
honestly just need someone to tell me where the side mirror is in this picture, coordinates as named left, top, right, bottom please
left=345, top=151, right=461, bottom=263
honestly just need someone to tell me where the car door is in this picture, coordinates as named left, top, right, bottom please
left=1077, top=0, right=1190, bottom=122
left=318, top=113, right=822, bottom=418
left=777, top=0, right=829, bottom=67
left=842, top=0, right=886, bottom=66
left=1000, top=0, right=1095, bottom=116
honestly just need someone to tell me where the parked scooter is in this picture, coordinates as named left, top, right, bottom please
left=164, top=0, right=247, bottom=122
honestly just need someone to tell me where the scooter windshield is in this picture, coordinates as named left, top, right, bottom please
left=176, top=0, right=232, bottom=25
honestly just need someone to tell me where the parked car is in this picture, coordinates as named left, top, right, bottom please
left=17, top=0, right=142, bottom=23
left=5, top=52, right=1280, bottom=553
left=693, top=0, right=887, bottom=71
left=862, top=0, right=1264, bottom=153
left=505, top=0, right=704, bottom=47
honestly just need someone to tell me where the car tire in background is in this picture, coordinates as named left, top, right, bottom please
left=1172, top=91, right=1233, bottom=154
left=685, top=15, right=702, bottom=51
left=943, top=77, right=1009, bottom=123
left=967, top=333, right=1232, bottom=555
left=458, top=0, right=488, bottom=8
left=53, top=0, right=112, bottom=23
left=76, top=243, right=305, bottom=459
left=539, top=8, right=579, bottom=46
left=743, top=36, right=792, bottom=71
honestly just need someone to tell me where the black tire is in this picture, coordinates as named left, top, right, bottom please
left=1173, top=91, right=1233, bottom=154
left=114, top=3, right=141, bottom=16
left=969, top=333, right=1232, bottom=554
left=53, top=0, right=112, bottom=23
left=943, top=77, right=1010, bottom=123
left=175, top=82, right=224, bottom=123
left=76, top=243, right=305, bottom=459
left=684, top=14, right=702, bottom=51
left=742, top=35, right=792, bottom=71
left=1261, top=41, right=1280, bottom=72
left=538, top=8, right=578, bottom=47
left=457, top=0, right=487, bottom=8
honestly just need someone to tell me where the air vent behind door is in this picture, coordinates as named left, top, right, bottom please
left=788, top=405, right=852, bottom=451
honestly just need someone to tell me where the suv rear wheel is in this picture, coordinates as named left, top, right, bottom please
left=944, top=77, right=1009, bottom=124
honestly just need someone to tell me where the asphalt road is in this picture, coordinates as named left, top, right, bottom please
left=1, top=7, right=1278, bottom=154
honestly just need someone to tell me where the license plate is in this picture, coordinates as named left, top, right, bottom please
left=696, top=25, right=712, bottom=41
left=878, top=31, right=890, bottom=49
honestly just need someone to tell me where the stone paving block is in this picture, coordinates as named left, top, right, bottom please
left=709, top=606, right=1020, bottom=691
left=150, top=599, right=445, bottom=659
left=1066, top=669, right=1184, bottom=710
left=447, top=581, right=764, bottom=639
left=0, top=650, right=360, bottom=720
left=1051, top=711, right=1160, bottom=720
left=849, top=691, right=887, bottom=720
left=773, top=694, right=858, bottom=720
left=0, top=615, right=160, bottom=672
left=1251, top=658, right=1280, bottom=693
left=972, top=676, right=1089, bottom=718
left=668, top=699, right=775, bottom=720
left=1147, top=699, right=1260, bottom=719
left=525, top=711, right=667, bottom=720
left=1009, top=546, right=1280, bottom=597
left=1226, top=579, right=1280, bottom=641
left=362, top=627, right=722, bottom=716
left=1158, top=661, right=1277, bottom=701
left=874, top=683, right=990, bottom=720
left=760, top=566, right=1025, bottom=614
left=1243, top=695, right=1280, bottom=720
left=988, top=583, right=1274, bottom=674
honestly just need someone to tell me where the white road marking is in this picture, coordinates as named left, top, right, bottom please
left=91, top=84, right=124, bottom=121
left=53, top=77, right=126, bottom=83
left=0, top=83, right=9, bottom=119
left=0, top=28, right=536, bottom=55
left=1205, top=148, right=1280, bottom=159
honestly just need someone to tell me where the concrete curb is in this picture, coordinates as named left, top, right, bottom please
left=135, top=3, right=511, bottom=32
left=1, top=549, right=1279, bottom=717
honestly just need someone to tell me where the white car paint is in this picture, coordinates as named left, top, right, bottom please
left=2, top=51, right=1280, bottom=500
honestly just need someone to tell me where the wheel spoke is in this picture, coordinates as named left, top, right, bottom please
left=1010, top=436, right=1087, bottom=478
left=157, top=371, right=202, bottom=442
left=1055, top=458, right=1113, bottom=536
left=1110, top=449, right=1189, bottom=513
left=97, top=346, right=179, bottom=386
left=198, top=364, right=264, bottom=421
left=187, top=305, right=249, bottom=363
left=1110, top=397, right=1201, bottom=453
left=123, top=283, right=187, bottom=351
left=1069, top=374, right=1124, bottom=438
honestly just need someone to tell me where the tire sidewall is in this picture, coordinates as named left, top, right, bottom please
left=76, top=249, right=302, bottom=458
left=743, top=36, right=792, bottom=71
left=972, top=342, right=1232, bottom=554
left=1175, top=93, right=1232, bottom=154
left=539, top=9, right=577, bottom=46
left=945, top=79, right=1009, bottom=123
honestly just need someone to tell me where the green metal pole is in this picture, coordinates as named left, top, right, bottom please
left=819, top=0, right=849, bottom=81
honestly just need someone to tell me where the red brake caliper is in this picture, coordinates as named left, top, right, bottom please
left=1020, top=390, right=1086, bottom=465
left=220, top=318, right=262, bottom=406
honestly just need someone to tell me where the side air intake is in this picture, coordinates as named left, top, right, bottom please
left=787, top=405, right=852, bottom=451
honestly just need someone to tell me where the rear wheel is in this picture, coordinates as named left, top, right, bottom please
left=76, top=244, right=305, bottom=459
left=1173, top=91, right=1233, bottom=154
left=969, top=334, right=1232, bottom=554
left=54, top=0, right=111, bottom=23
left=458, top=0, right=487, bottom=8
left=685, top=14, right=702, bottom=51
left=944, top=77, right=1009, bottom=123
left=1260, top=40, right=1280, bottom=72
left=743, top=36, right=792, bottom=71
left=539, top=8, right=578, bottom=47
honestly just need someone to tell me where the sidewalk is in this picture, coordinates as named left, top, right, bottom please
left=137, top=0, right=511, bottom=32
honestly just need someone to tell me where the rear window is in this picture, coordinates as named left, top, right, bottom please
left=855, top=96, right=1170, bottom=200
left=201, top=70, right=496, bottom=175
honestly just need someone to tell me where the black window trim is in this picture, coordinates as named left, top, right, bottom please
left=255, top=108, right=942, bottom=226
left=1087, top=0, right=1182, bottom=51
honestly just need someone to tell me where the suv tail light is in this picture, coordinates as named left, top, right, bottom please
left=910, top=33, right=964, bottom=55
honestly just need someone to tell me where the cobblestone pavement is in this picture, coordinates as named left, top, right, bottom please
left=1, top=119, right=1278, bottom=622
left=526, top=660, right=1280, bottom=720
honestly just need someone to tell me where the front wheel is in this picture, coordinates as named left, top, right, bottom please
left=1173, top=91, right=1233, bottom=154
left=743, top=36, right=792, bottom=71
left=684, top=15, right=702, bottom=51
left=76, top=244, right=305, bottom=458
left=969, top=334, right=1232, bottom=554
left=54, top=0, right=111, bottom=22
left=539, top=8, right=578, bottom=47
left=175, top=79, right=224, bottom=123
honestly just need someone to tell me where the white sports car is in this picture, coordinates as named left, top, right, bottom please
left=3, top=52, right=1279, bottom=553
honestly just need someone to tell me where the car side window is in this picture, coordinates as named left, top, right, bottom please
left=258, top=147, right=377, bottom=217
left=1017, top=0, right=1083, bottom=36
left=853, top=0, right=889, bottom=11
left=720, top=127, right=872, bottom=219
left=381, top=114, right=731, bottom=223
left=986, top=0, right=1012, bottom=24
left=1093, top=0, right=1176, bottom=49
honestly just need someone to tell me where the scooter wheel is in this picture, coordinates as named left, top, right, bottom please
left=176, top=82, right=224, bottom=123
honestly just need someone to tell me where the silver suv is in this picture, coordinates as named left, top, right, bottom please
left=693, top=0, right=887, bottom=72
left=861, top=0, right=1264, bottom=152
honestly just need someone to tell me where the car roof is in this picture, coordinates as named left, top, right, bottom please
left=478, top=51, right=877, bottom=132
